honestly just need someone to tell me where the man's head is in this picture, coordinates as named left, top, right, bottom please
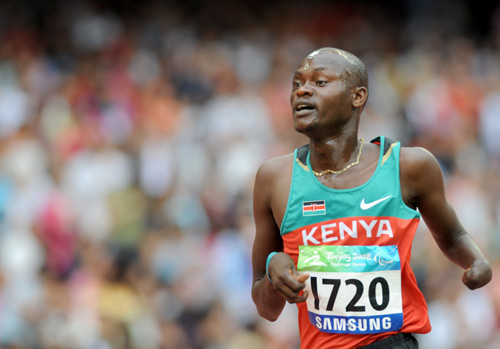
left=290, top=47, right=369, bottom=137
left=320, top=47, right=368, bottom=89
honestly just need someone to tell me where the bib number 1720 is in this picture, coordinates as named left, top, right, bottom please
left=310, top=276, right=390, bottom=312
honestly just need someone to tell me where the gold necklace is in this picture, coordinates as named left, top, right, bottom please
left=312, top=138, right=365, bottom=177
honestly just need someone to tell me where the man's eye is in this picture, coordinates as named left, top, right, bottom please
left=316, top=80, right=327, bottom=86
left=294, top=81, right=302, bottom=87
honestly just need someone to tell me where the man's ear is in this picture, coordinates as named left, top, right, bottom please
left=352, top=86, right=368, bottom=108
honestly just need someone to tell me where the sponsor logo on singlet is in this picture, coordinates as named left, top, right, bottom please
left=360, top=195, right=392, bottom=210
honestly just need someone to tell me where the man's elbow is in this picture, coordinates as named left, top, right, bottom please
left=256, top=306, right=281, bottom=322
left=252, top=288, right=283, bottom=322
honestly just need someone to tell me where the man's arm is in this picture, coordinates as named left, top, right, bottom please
left=251, top=158, right=309, bottom=321
left=401, top=147, right=492, bottom=289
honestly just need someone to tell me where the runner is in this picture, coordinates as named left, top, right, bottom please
left=251, top=47, right=492, bottom=348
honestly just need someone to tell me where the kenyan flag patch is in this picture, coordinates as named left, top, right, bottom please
left=302, top=200, right=326, bottom=216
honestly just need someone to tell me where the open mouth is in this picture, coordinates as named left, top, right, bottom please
left=296, top=104, right=315, bottom=112
left=294, top=101, right=316, bottom=115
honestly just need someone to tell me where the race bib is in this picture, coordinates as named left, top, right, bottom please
left=297, top=245, right=403, bottom=334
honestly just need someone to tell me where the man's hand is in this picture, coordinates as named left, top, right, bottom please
left=462, top=259, right=493, bottom=290
left=268, top=252, right=310, bottom=303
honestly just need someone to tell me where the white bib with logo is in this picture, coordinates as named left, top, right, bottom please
left=297, top=245, right=403, bottom=334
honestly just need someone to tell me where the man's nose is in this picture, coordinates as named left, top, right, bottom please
left=295, top=82, right=314, bottom=96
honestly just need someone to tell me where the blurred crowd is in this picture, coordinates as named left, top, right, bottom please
left=0, top=0, right=499, bottom=348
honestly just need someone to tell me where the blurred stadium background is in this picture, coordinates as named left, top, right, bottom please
left=0, top=0, right=499, bottom=348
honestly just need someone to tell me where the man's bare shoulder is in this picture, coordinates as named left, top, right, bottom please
left=400, top=146, right=441, bottom=176
left=400, top=146, right=445, bottom=203
left=256, top=153, right=295, bottom=183
left=253, top=152, right=295, bottom=211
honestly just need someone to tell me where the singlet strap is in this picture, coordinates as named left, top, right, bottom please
left=297, top=144, right=309, bottom=166
left=370, top=136, right=397, bottom=155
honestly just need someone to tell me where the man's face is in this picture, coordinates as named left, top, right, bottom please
left=290, top=52, right=353, bottom=136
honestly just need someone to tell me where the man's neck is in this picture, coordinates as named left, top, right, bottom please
left=308, top=133, right=361, bottom=174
